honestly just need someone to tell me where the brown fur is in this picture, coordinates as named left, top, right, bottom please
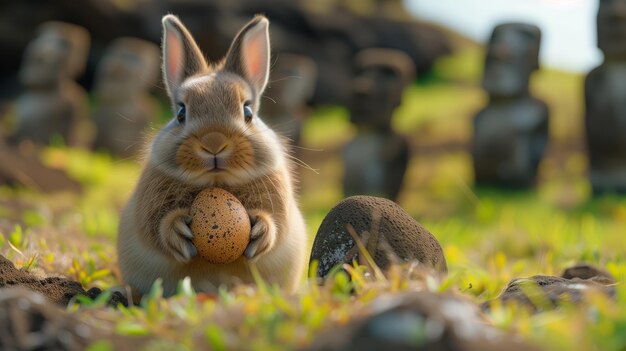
left=117, top=15, right=307, bottom=296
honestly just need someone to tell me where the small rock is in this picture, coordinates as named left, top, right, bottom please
left=484, top=267, right=616, bottom=312
left=561, top=263, right=616, bottom=284
left=309, top=196, right=447, bottom=278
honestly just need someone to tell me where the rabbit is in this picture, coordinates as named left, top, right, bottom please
left=117, top=14, right=308, bottom=297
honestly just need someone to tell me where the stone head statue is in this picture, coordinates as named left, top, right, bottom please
left=91, top=37, right=160, bottom=158
left=597, top=0, right=626, bottom=61
left=482, top=23, right=541, bottom=98
left=262, top=54, right=317, bottom=118
left=349, top=48, right=415, bottom=130
left=11, top=21, right=91, bottom=147
left=94, top=37, right=160, bottom=103
left=261, top=53, right=317, bottom=144
left=19, top=21, right=89, bottom=89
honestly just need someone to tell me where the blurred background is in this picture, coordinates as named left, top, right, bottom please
left=408, top=0, right=602, bottom=72
left=1, top=3, right=626, bottom=349
left=0, top=0, right=615, bottom=224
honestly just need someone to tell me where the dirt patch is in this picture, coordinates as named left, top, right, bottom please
left=0, top=287, right=144, bottom=350
left=0, top=254, right=126, bottom=307
left=0, top=144, right=81, bottom=193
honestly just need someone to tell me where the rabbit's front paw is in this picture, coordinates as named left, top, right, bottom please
left=158, top=208, right=197, bottom=263
left=244, top=210, right=276, bottom=259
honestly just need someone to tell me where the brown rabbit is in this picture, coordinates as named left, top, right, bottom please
left=117, top=15, right=307, bottom=297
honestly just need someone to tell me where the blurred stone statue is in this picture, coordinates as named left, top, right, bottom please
left=260, top=53, right=317, bottom=148
left=10, top=22, right=91, bottom=147
left=472, top=23, right=548, bottom=188
left=92, top=37, right=160, bottom=158
left=342, top=48, right=415, bottom=201
left=585, top=0, right=626, bottom=194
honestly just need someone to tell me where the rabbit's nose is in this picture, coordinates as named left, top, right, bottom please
left=200, top=132, right=229, bottom=154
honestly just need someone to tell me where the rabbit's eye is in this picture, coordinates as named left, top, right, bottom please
left=243, top=102, right=253, bottom=123
left=177, top=104, right=186, bottom=124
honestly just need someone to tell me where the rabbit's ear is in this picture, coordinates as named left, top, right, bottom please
left=161, top=15, right=207, bottom=99
left=223, top=16, right=270, bottom=94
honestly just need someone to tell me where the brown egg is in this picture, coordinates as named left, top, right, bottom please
left=190, top=188, right=251, bottom=264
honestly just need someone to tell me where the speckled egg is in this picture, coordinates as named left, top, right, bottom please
left=190, top=188, right=251, bottom=264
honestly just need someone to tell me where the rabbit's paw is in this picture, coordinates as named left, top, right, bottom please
left=158, top=208, right=197, bottom=262
left=244, top=209, right=276, bottom=259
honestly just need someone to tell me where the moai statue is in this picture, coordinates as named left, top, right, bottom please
left=472, top=23, right=548, bottom=188
left=260, top=53, right=317, bottom=147
left=342, top=48, right=415, bottom=201
left=92, top=38, right=160, bottom=158
left=585, top=0, right=626, bottom=194
left=11, top=22, right=90, bottom=147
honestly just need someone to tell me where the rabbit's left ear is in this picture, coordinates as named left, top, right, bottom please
left=223, top=16, right=270, bottom=94
left=162, top=14, right=208, bottom=100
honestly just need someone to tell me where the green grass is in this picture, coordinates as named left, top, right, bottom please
left=0, top=42, right=625, bottom=350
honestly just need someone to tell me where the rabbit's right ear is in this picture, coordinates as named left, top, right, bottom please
left=161, top=15, right=207, bottom=101
left=223, top=16, right=270, bottom=95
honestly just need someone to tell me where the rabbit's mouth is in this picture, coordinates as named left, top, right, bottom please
left=206, top=155, right=228, bottom=173
left=207, top=167, right=226, bottom=173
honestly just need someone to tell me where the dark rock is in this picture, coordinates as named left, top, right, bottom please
left=342, top=49, right=414, bottom=201
left=0, top=254, right=126, bottom=307
left=472, top=23, right=548, bottom=188
left=305, top=291, right=541, bottom=351
left=310, top=196, right=447, bottom=278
